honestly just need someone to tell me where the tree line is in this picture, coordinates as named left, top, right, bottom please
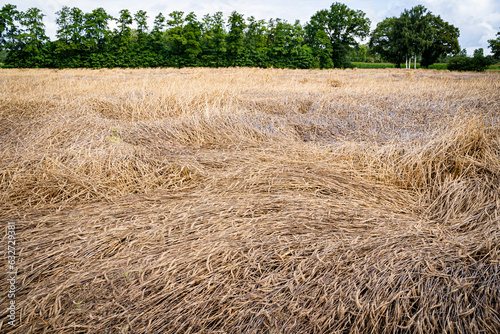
left=1, top=2, right=499, bottom=69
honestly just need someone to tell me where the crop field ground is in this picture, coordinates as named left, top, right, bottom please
left=0, top=67, right=499, bottom=333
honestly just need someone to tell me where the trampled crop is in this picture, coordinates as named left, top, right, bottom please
left=0, top=68, right=499, bottom=333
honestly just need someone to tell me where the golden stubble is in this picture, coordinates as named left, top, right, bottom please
left=0, top=67, right=499, bottom=333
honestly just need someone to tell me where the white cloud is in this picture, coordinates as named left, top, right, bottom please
left=420, top=0, right=500, bottom=55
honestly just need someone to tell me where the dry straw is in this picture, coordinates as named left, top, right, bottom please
left=0, top=67, right=499, bottom=333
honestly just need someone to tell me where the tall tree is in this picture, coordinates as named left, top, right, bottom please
left=84, top=8, right=112, bottom=50
left=397, top=5, right=432, bottom=67
left=202, top=12, right=227, bottom=67
left=183, top=12, right=202, bottom=66
left=369, top=17, right=406, bottom=66
left=68, top=7, right=85, bottom=48
left=489, top=30, right=500, bottom=61
left=16, top=8, right=48, bottom=52
left=289, top=20, right=314, bottom=68
left=420, top=15, right=459, bottom=67
left=6, top=7, right=48, bottom=67
left=306, top=2, right=370, bottom=68
left=244, top=16, right=267, bottom=67
left=0, top=4, right=19, bottom=51
left=134, top=10, right=148, bottom=36
left=153, top=13, right=166, bottom=34
left=166, top=11, right=187, bottom=67
left=53, top=6, right=86, bottom=66
left=115, top=9, right=133, bottom=52
left=226, top=11, right=246, bottom=66
left=55, top=6, right=71, bottom=44
left=267, top=18, right=292, bottom=67
left=370, top=6, right=460, bottom=68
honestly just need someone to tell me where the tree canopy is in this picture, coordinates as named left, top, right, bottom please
left=370, top=5, right=460, bottom=68
left=306, top=2, right=371, bottom=68
left=489, top=30, right=500, bottom=60
left=0, top=2, right=495, bottom=70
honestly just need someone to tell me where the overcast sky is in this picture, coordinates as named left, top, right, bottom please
left=8, top=0, right=500, bottom=55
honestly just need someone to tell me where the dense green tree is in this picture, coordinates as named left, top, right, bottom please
left=0, top=2, right=474, bottom=70
left=53, top=6, right=86, bottom=67
left=165, top=11, right=202, bottom=67
left=420, top=15, right=460, bottom=67
left=153, top=13, right=166, bottom=34
left=448, top=48, right=491, bottom=72
left=227, top=11, right=246, bottom=66
left=55, top=6, right=71, bottom=44
left=349, top=44, right=367, bottom=62
left=166, top=11, right=186, bottom=67
left=370, top=6, right=459, bottom=68
left=0, top=4, right=19, bottom=52
left=6, top=7, right=48, bottom=67
left=18, top=8, right=48, bottom=49
left=397, top=5, right=432, bottom=66
left=55, top=6, right=85, bottom=48
left=369, top=17, right=405, bottom=65
left=244, top=16, right=267, bottom=67
left=306, top=2, right=370, bottom=68
left=305, top=22, right=334, bottom=68
left=183, top=13, right=202, bottom=65
left=115, top=9, right=133, bottom=51
left=134, top=10, right=148, bottom=35
left=489, top=30, right=500, bottom=60
left=267, top=18, right=292, bottom=66
left=201, top=12, right=227, bottom=67
left=84, top=8, right=113, bottom=50
left=265, top=19, right=312, bottom=68
left=288, top=20, right=314, bottom=68
left=68, top=7, right=85, bottom=48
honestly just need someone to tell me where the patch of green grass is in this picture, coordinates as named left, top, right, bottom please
left=351, top=62, right=396, bottom=69
left=351, top=62, right=451, bottom=70
left=427, top=63, right=448, bottom=70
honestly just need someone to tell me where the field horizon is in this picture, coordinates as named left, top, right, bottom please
left=1, top=67, right=499, bottom=333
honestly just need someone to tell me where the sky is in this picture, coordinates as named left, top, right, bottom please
left=7, top=0, right=500, bottom=56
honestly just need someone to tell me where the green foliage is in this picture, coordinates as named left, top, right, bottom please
left=115, top=9, right=133, bottom=52
left=370, top=5, right=460, bottom=68
left=306, top=2, right=370, bottom=68
left=489, top=30, right=500, bottom=60
left=427, top=63, right=448, bottom=70
left=349, top=45, right=367, bottom=62
left=202, top=12, right=227, bottom=67
left=5, top=7, right=49, bottom=67
left=447, top=49, right=491, bottom=72
left=166, top=11, right=187, bottom=68
left=399, top=5, right=432, bottom=57
left=243, top=16, right=267, bottom=67
left=153, top=13, right=165, bottom=34
left=134, top=10, right=148, bottom=35
left=369, top=17, right=404, bottom=65
left=0, top=4, right=19, bottom=51
left=0, top=2, right=483, bottom=71
left=0, top=49, right=7, bottom=62
left=84, top=8, right=112, bottom=50
left=350, top=62, right=395, bottom=68
left=420, top=15, right=460, bottom=67
left=227, top=11, right=246, bottom=66
left=183, top=13, right=202, bottom=66
left=54, top=6, right=86, bottom=61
